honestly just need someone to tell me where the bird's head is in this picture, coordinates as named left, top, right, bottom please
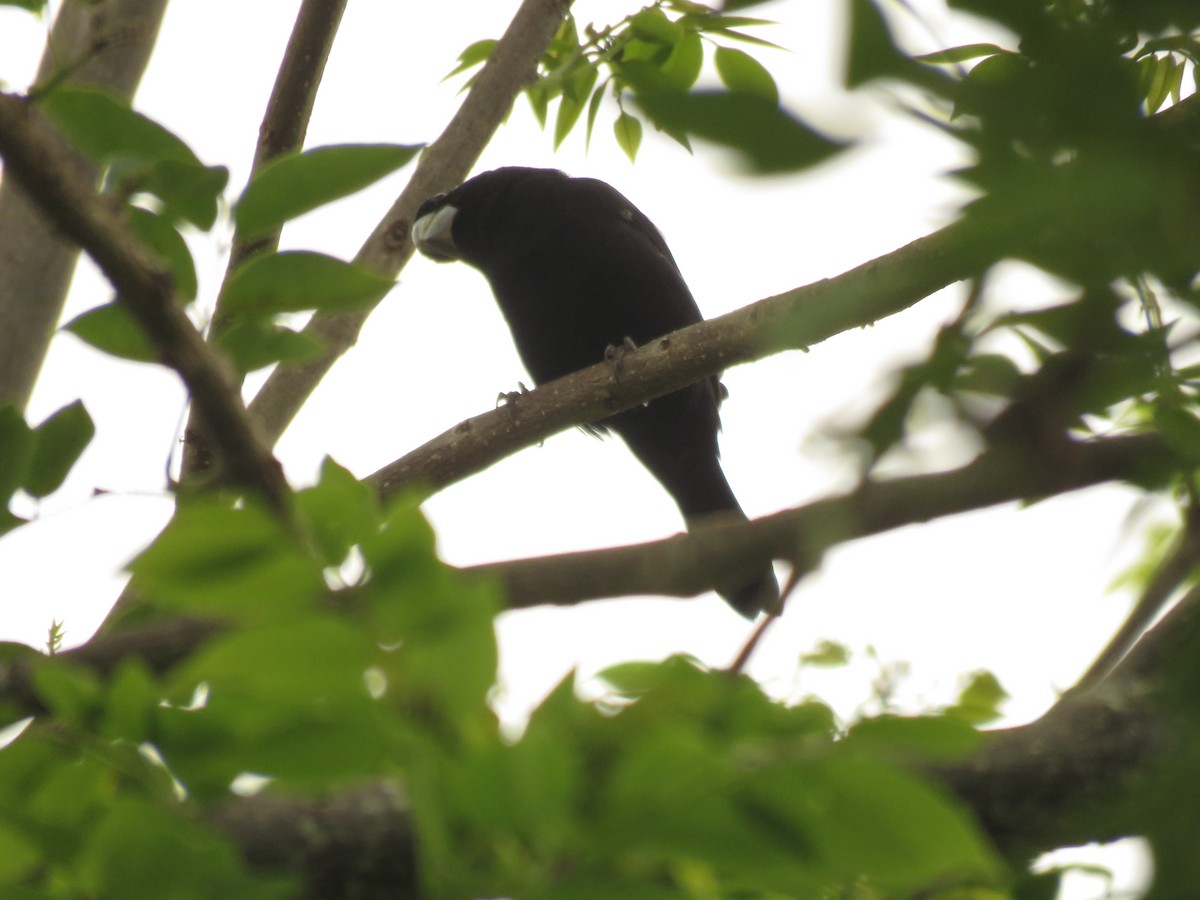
left=411, top=192, right=460, bottom=262
left=412, top=168, right=574, bottom=267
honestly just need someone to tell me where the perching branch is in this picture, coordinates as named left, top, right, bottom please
left=366, top=215, right=1001, bottom=499
left=0, top=91, right=288, bottom=513
left=246, top=0, right=575, bottom=446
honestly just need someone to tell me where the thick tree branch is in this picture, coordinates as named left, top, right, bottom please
left=210, top=782, right=417, bottom=900
left=246, top=0, right=574, bottom=446
left=0, top=0, right=168, bottom=410
left=465, top=432, right=1172, bottom=608
left=0, top=92, right=288, bottom=512
left=367, top=216, right=1000, bottom=499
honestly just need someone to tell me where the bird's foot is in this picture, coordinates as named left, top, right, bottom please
left=604, top=336, right=639, bottom=385
left=496, top=381, right=531, bottom=414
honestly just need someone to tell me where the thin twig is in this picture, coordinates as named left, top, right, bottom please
left=727, top=568, right=800, bottom=675
left=181, top=0, right=348, bottom=481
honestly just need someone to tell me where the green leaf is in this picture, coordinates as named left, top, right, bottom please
left=0, top=820, right=40, bottom=885
left=744, top=759, right=998, bottom=890
left=234, top=144, right=422, bottom=239
left=80, top=797, right=290, bottom=899
left=0, top=0, right=46, bottom=12
left=134, top=157, right=229, bottom=230
left=0, top=406, right=34, bottom=505
left=554, top=64, right=598, bottom=148
left=30, top=659, right=102, bottom=725
left=720, top=0, right=778, bottom=10
left=585, top=82, right=607, bottom=148
left=220, top=251, right=394, bottom=317
left=444, top=38, right=497, bottom=80
left=63, top=303, right=156, bottom=363
left=799, top=639, right=851, bottom=667
left=659, top=30, right=704, bottom=91
left=527, top=82, right=551, bottom=128
left=916, top=42, right=1006, bottom=64
left=810, top=757, right=999, bottom=887
left=943, top=670, right=1009, bottom=725
left=162, top=616, right=391, bottom=792
left=127, top=207, right=198, bottom=300
left=41, top=86, right=200, bottom=168
left=844, top=714, right=983, bottom=761
left=41, top=87, right=227, bottom=229
left=846, top=0, right=922, bottom=88
left=295, top=457, right=379, bottom=567
left=100, top=659, right=161, bottom=744
left=954, top=352, right=1022, bottom=398
left=216, top=317, right=324, bottom=375
left=708, top=27, right=787, bottom=51
left=1155, top=404, right=1200, bottom=463
left=129, top=500, right=325, bottom=620
left=629, top=8, right=684, bottom=45
left=0, top=508, right=25, bottom=538
left=613, top=111, right=643, bottom=161
left=635, top=90, right=846, bottom=173
left=714, top=46, right=779, bottom=103
left=24, top=400, right=94, bottom=498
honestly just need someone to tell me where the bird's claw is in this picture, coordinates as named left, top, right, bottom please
left=496, top=381, right=531, bottom=413
left=604, top=336, right=639, bottom=385
left=497, top=382, right=543, bottom=444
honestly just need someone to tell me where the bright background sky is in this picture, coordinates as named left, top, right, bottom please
left=0, top=1, right=1160, bottom=894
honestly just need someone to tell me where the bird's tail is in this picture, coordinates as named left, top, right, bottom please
left=684, top=509, right=780, bottom=619
left=614, top=396, right=779, bottom=618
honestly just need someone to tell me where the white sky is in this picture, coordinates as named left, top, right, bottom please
left=0, top=2, right=1159, bottom=894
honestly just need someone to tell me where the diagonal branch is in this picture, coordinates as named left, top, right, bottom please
left=366, top=215, right=1000, bottom=499
left=246, top=0, right=575, bottom=446
left=0, top=91, right=288, bottom=512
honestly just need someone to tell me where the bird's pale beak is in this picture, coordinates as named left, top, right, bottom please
left=412, top=204, right=461, bottom=262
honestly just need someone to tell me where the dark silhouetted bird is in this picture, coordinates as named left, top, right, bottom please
left=412, top=167, right=778, bottom=617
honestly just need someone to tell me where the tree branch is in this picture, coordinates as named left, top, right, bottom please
left=180, top=0, right=348, bottom=481
left=0, top=0, right=168, bottom=410
left=0, top=91, right=288, bottom=512
left=465, top=432, right=1172, bottom=609
left=246, top=0, right=574, bottom=446
left=0, top=430, right=1171, bottom=724
left=367, top=215, right=999, bottom=499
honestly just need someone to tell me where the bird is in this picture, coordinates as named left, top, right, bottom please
left=412, top=166, right=778, bottom=617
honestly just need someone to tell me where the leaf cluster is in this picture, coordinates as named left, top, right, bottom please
left=1, top=457, right=1014, bottom=898
left=843, top=0, right=1200, bottom=497
left=450, top=0, right=845, bottom=172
